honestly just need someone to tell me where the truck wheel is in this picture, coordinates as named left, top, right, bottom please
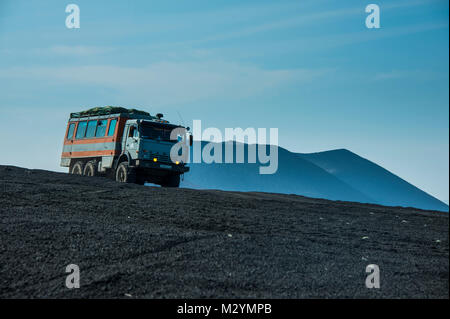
left=115, top=162, right=136, bottom=183
left=83, top=161, right=98, bottom=177
left=71, top=161, right=84, bottom=175
left=162, top=174, right=180, bottom=188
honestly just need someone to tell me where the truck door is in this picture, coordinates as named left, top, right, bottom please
left=125, top=124, right=139, bottom=159
left=65, top=122, right=76, bottom=155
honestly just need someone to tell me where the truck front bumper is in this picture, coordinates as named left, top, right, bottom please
left=134, top=159, right=189, bottom=173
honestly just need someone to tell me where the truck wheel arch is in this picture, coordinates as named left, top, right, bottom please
left=115, top=153, right=131, bottom=169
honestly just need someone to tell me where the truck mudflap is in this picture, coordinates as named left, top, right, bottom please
left=60, top=158, right=71, bottom=167
left=134, top=159, right=189, bottom=173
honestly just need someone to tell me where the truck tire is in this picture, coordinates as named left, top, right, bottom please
left=71, top=161, right=84, bottom=175
left=83, top=161, right=98, bottom=177
left=115, top=162, right=136, bottom=183
left=162, top=174, right=180, bottom=188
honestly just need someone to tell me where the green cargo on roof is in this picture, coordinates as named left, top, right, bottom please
left=70, top=106, right=152, bottom=119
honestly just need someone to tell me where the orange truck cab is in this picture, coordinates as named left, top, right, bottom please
left=60, top=106, right=190, bottom=187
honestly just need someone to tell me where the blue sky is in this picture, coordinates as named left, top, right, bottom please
left=0, top=0, right=448, bottom=202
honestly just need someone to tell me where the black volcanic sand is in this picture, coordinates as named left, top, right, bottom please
left=0, top=165, right=448, bottom=298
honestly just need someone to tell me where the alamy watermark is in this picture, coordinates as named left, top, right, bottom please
left=169, top=120, right=279, bottom=175
left=65, top=264, right=80, bottom=289
left=365, top=4, right=380, bottom=29
left=65, top=4, right=80, bottom=29
left=365, top=264, right=380, bottom=289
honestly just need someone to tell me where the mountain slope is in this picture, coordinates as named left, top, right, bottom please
left=298, top=149, right=449, bottom=212
left=181, top=142, right=448, bottom=212
left=183, top=143, right=374, bottom=203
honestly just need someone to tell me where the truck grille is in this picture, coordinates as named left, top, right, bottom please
left=149, top=152, right=171, bottom=163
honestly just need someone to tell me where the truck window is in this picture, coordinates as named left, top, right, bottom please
left=129, top=126, right=138, bottom=138
left=96, top=120, right=108, bottom=137
left=140, top=124, right=173, bottom=141
left=67, top=123, right=75, bottom=140
left=75, top=121, right=87, bottom=139
left=107, top=119, right=117, bottom=137
left=85, top=120, right=97, bottom=138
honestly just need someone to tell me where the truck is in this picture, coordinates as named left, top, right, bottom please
left=60, top=106, right=191, bottom=187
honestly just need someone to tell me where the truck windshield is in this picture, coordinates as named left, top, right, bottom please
left=140, top=123, right=177, bottom=142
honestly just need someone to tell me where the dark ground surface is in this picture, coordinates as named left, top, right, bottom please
left=0, top=165, right=448, bottom=298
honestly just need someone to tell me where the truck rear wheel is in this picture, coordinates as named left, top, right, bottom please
left=83, top=161, right=98, bottom=177
left=115, top=162, right=136, bottom=183
left=70, top=161, right=84, bottom=175
left=161, top=174, right=180, bottom=188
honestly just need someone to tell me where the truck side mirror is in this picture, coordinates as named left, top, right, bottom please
left=189, top=135, right=193, bottom=147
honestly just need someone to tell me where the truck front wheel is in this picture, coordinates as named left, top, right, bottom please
left=115, top=162, right=136, bottom=183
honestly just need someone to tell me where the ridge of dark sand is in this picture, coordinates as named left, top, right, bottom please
left=0, top=165, right=448, bottom=298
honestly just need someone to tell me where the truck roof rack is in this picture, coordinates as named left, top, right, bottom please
left=70, top=106, right=154, bottom=119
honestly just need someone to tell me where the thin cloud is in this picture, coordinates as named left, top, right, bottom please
left=0, top=61, right=332, bottom=105
left=0, top=45, right=114, bottom=57
left=168, top=0, right=442, bottom=46
left=232, top=21, right=449, bottom=57
left=35, top=45, right=114, bottom=56
left=373, top=69, right=445, bottom=81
